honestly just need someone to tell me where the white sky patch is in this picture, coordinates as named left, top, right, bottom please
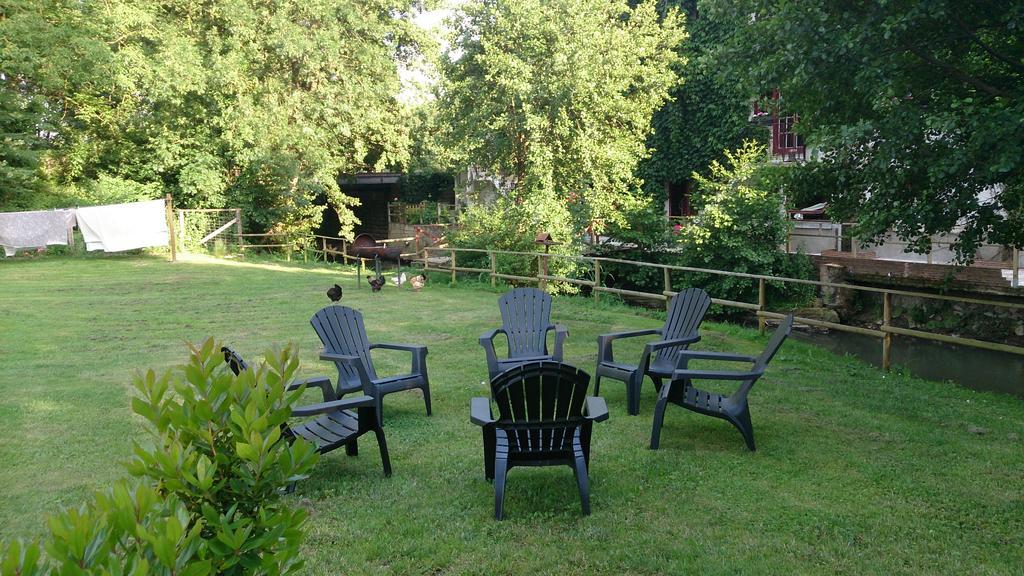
left=398, top=2, right=461, bottom=105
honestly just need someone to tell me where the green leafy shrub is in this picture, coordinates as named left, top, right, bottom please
left=1, top=339, right=319, bottom=576
left=127, top=339, right=319, bottom=574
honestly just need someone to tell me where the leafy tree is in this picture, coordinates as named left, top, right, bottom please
left=677, top=141, right=813, bottom=309
left=0, top=0, right=424, bottom=239
left=641, top=0, right=763, bottom=209
left=706, top=0, right=1024, bottom=262
left=438, top=0, right=686, bottom=251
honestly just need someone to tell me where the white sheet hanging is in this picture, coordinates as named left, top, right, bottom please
left=0, top=209, right=77, bottom=257
left=76, top=199, right=169, bottom=252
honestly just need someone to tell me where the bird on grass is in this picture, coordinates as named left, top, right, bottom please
left=410, top=274, right=427, bottom=291
left=327, top=284, right=343, bottom=302
left=367, top=275, right=386, bottom=292
left=391, top=272, right=408, bottom=287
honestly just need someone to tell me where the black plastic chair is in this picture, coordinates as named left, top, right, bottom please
left=221, top=347, right=392, bottom=479
left=480, top=287, right=568, bottom=381
left=594, top=288, right=711, bottom=415
left=649, top=315, right=794, bottom=451
left=470, top=361, right=608, bottom=520
left=311, top=305, right=430, bottom=425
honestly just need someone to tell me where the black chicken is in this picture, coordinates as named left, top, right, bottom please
left=327, top=284, right=343, bottom=302
left=367, top=275, right=386, bottom=292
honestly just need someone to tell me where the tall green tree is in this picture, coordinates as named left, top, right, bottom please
left=706, top=0, right=1024, bottom=262
left=0, top=0, right=423, bottom=238
left=438, top=0, right=685, bottom=248
left=641, top=0, right=762, bottom=207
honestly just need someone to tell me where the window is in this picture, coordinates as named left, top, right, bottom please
left=772, top=114, right=805, bottom=159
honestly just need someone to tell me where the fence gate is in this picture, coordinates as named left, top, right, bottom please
left=177, top=208, right=243, bottom=253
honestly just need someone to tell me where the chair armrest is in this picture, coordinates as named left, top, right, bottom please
left=318, top=350, right=373, bottom=394
left=370, top=342, right=428, bottom=374
left=470, top=397, right=495, bottom=426
left=286, top=376, right=336, bottom=401
left=676, top=350, right=759, bottom=363
left=479, top=328, right=507, bottom=375
left=584, top=396, right=609, bottom=423
left=643, top=334, right=701, bottom=353
left=671, top=368, right=764, bottom=382
left=549, top=324, right=569, bottom=360
left=370, top=342, right=426, bottom=353
left=597, top=328, right=662, bottom=363
left=291, top=394, right=376, bottom=417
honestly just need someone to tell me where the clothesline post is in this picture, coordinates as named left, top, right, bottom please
left=165, top=194, right=177, bottom=262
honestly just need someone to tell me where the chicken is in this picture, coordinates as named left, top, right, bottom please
left=367, top=275, right=386, bottom=292
left=326, top=284, right=343, bottom=302
left=391, top=272, right=408, bottom=287
left=410, top=273, right=427, bottom=291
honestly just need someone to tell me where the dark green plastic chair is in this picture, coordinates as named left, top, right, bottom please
left=649, top=315, right=794, bottom=451
left=595, top=288, right=711, bottom=415
left=470, top=361, right=608, bottom=520
left=221, top=347, right=392, bottom=480
left=480, top=287, right=568, bottom=381
left=311, top=305, right=431, bottom=425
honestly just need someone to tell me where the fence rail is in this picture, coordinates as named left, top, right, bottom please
left=416, top=246, right=1024, bottom=369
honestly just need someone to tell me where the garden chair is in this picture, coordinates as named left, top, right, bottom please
left=470, top=361, right=608, bottom=520
left=649, top=315, right=794, bottom=451
left=221, top=347, right=392, bottom=479
left=311, top=305, right=431, bottom=425
left=479, top=287, right=569, bottom=381
left=594, top=287, right=711, bottom=415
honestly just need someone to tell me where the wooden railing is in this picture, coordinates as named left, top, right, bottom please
left=415, top=246, right=1024, bottom=370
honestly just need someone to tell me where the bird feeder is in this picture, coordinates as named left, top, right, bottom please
left=534, top=232, right=561, bottom=254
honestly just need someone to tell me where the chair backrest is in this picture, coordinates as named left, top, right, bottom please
left=656, top=288, right=712, bottom=365
left=489, top=361, right=591, bottom=452
left=755, top=315, right=794, bottom=370
left=497, top=287, right=554, bottom=359
left=222, top=346, right=248, bottom=375
left=310, top=305, right=379, bottom=384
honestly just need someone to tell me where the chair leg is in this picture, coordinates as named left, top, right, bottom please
left=573, top=451, right=591, bottom=516
left=593, top=372, right=601, bottom=397
left=493, top=454, right=509, bottom=520
left=375, top=396, right=384, bottom=427
left=483, top=428, right=496, bottom=481
left=345, top=438, right=358, bottom=456
left=422, top=384, right=432, bottom=416
left=651, top=376, right=662, bottom=394
left=650, top=396, right=669, bottom=450
left=627, top=372, right=643, bottom=416
left=374, top=427, right=392, bottom=477
left=730, top=404, right=756, bottom=451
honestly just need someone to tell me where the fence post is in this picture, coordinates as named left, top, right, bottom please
left=422, top=246, right=428, bottom=272
left=489, top=250, right=497, bottom=288
left=663, top=267, right=672, bottom=310
left=758, top=278, right=767, bottom=335
left=450, top=249, right=457, bottom=284
left=882, top=291, right=892, bottom=371
left=538, top=253, right=549, bottom=290
left=593, top=259, right=601, bottom=302
left=1013, top=248, right=1020, bottom=288
left=165, top=194, right=176, bottom=262
left=234, top=208, right=242, bottom=253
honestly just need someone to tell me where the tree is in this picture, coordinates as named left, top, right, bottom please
left=0, top=0, right=423, bottom=239
left=705, top=0, right=1024, bottom=262
left=438, top=0, right=686, bottom=249
left=641, top=0, right=763, bottom=208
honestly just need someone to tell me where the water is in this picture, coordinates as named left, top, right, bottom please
left=792, top=329, right=1024, bottom=398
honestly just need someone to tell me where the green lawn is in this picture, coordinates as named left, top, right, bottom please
left=1, top=254, right=1022, bottom=574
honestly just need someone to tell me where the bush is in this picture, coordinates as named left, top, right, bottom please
left=1, top=339, right=319, bottom=576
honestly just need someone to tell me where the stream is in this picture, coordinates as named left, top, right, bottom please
left=791, top=329, right=1024, bottom=398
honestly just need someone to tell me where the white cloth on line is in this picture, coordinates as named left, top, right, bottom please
left=0, top=209, right=77, bottom=257
left=76, top=199, right=169, bottom=252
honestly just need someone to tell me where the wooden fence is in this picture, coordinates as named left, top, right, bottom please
left=411, top=246, right=1024, bottom=371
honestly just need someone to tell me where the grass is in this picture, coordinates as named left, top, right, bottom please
left=1, top=254, right=1022, bottom=575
